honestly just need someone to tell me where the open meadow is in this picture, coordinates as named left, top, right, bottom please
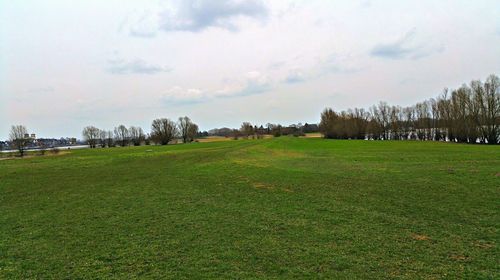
left=0, top=137, right=498, bottom=279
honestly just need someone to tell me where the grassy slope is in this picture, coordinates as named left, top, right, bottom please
left=0, top=138, right=498, bottom=279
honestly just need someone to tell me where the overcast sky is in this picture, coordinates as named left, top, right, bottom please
left=1, top=0, right=499, bottom=139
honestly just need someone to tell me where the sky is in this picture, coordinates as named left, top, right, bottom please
left=1, top=0, right=499, bottom=139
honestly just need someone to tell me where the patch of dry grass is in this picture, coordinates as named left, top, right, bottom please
left=196, top=136, right=234, bottom=143
left=302, top=133, right=322, bottom=138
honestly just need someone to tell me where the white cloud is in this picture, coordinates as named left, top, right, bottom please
left=159, top=0, right=268, bottom=32
left=128, top=11, right=159, bottom=38
left=161, top=86, right=206, bottom=104
left=370, top=29, right=444, bottom=60
left=107, top=58, right=171, bottom=75
left=284, top=69, right=306, bottom=84
left=161, top=71, right=272, bottom=104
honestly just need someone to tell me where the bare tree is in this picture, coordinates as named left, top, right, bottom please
left=369, top=105, right=384, bottom=140
left=151, top=118, right=178, bottom=145
left=483, top=74, right=500, bottom=144
left=430, top=98, right=442, bottom=141
left=437, top=89, right=453, bottom=141
left=129, top=126, right=145, bottom=146
left=377, top=102, right=390, bottom=140
left=144, top=133, right=151, bottom=145
left=231, top=129, right=240, bottom=140
left=82, top=126, right=100, bottom=148
left=106, top=130, right=115, bottom=147
left=265, top=123, right=282, bottom=137
left=256, top=125, right=265, bottom=139
left=352, top=108, right=370, bottom=139
left=240, top=122, right=254, bottom=139
left=450, top=87, right=471, bottom=143
left=178, top=116, right=198, bottom=143
left=99, top=129, right=107, bottom=147
left=9, top=125, right=29, bottom=156
left=114, top=125, right=129, bottom=147
left=187, top=123, right=199, bottom=142
left=319, top=108, right=336, bottom=139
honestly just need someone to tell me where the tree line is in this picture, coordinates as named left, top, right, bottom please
left=320, top=74, right=500, bottom=144
left=82, top=116, right=198, bottom=148
left=203, top=122, right=319, bottom=139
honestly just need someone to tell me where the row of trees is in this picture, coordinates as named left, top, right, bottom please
left=82, top=116, right=199, bottom=148
left=8, top=118, right=313, bottom=156
left=320, top=74, right=500, bottom=144
left=205, top=123, right=319, bottom=139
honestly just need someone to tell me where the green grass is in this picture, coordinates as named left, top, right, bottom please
left=0, top=137, right=498, bottom=279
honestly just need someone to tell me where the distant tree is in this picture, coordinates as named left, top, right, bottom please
left=178, top=116, right=198, bottom=143
left=99, top=129, right=107, bottom=147
left=144, top=133, right=151, bottom=145
left=151, top=118, right=178, bottom=145
left=320, top=108, right=369, bottom=139
left=9, top=125, right=29, bottom=157
left=302, top=123, right=319, bottom=134
left=129, top=126, right=145, bottom=146
left=437, top=89, right=452, bottom=141
left=267, top=124, right=283, bottom=137
left=483, top=74, right=500, bottom=144
left=319, top=108, right=338, bottom=139
left=388, top=106, right=400, bottom=140
left=429, top=98, right=442, bottom=141
left=240, top=122, right=254, bottom=139
left=197, top=131, right=209, bottom=138
left=256, top=125, right=265, bottom=139
left=265, top=123, right=273, bottom=134
left=231, top=129, right=240, bottom=140
left=368, top=106, right=383, bottom=140
left=106, top=130, right=115, bottom=147
left=208, top=127, right=233, bottom=137
left=292, top=129, right=305, bottom=137
left=187, top=123, right=199, bottom=142
left=377, top=102, right=390, bottom=140
left=114, top=125, right=129, bottom=147
left=82, top=126, right=100, bottom=148
left=449, top=86, right=470, bottom=143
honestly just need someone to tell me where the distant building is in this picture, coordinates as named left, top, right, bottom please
left=31, top=133, right=36, bottom=139
left=24, top=133, right=30, bottom=138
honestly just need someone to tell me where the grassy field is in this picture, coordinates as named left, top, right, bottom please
left=0, top=137, right=498, bottom=279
